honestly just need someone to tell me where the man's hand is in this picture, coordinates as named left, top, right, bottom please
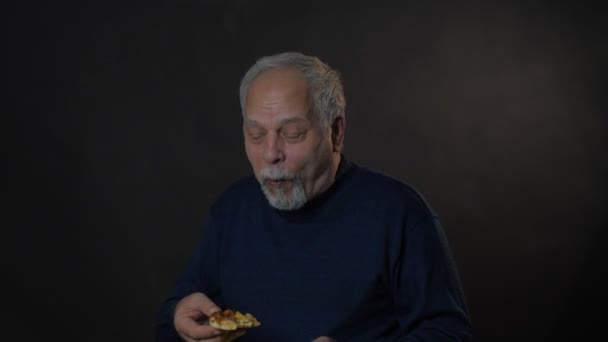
left=174, top=292, right=224, bottom=342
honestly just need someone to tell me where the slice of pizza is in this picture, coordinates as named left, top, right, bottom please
left=209, top=309, right=261, bottom=331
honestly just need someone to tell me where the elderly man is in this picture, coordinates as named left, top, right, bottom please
left=156, top=52, right=472, bottom=341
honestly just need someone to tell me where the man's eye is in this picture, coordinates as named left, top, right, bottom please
left=247, top=132, right=265, bottom=142
left=249, top=135, right=263, bottom=141
left=282, top=131, right=305, bottom=142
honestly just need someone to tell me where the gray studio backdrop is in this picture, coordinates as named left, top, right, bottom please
left=11, top=1, right=606, bottom=341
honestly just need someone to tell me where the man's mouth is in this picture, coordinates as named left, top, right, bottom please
left=264, top=178, right=292, bottom=189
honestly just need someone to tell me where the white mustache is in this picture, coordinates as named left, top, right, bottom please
left=259, top=167, right=297, bottom=181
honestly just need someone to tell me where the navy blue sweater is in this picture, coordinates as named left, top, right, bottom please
left=156, top=160, right=472, bottom=341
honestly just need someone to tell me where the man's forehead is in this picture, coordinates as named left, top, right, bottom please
left=243, top=115, right=311, bottom=127
left=255, top=66, right=304, bottom=82
left=243, top=67, right=316, bottom=126
left=247, top=68, right=308, bottom=97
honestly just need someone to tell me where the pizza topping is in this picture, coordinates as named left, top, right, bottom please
left=209, top=309, right=261, bottom=331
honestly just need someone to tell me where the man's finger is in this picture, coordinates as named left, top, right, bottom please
left=197, top=295, right=222, bottom=317
left=177, top=318, right=223, bottom=340
left=180, top=336, right=223, bottom=342
left=311, top=337, right=336, bottom=342
left=204, top=337, right=224, bottom=342
left=177, top=292, right=222, bottom=315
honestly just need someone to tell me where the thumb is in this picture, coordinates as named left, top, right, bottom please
left=192, top=292, right=222, bottom=316
left=177, top=292, right=221, bottom=318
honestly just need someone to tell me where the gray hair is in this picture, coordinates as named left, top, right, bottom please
left=239, top=52, right=345, bottom=130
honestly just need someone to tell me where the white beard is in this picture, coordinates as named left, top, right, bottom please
left=258, top=167, right=308, bottom=210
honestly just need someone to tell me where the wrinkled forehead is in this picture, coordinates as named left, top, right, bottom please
left=246, top=67, right=309, bottom=99
left=244, top=68, right=315, bottom=121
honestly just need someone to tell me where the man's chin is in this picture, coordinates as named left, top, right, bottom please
left=261, top=184, right=308, bottom=211
left=268, top=198, right=306, bottom=211
left=262, top=186, right=293, bottom=202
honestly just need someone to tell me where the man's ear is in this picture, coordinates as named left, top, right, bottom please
left=331, top=115, right=345, bottom=152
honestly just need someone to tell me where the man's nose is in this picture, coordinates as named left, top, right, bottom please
left=263, top=134, right=285, bottom=164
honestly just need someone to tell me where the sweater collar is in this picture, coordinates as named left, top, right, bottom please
left=273, top=154, right=354, bottom=221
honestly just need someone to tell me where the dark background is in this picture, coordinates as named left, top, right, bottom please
left=9, top=0, right=607, bottom=341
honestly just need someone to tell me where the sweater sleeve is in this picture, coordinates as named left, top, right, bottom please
left=154, top=208, right=224, bottom=341
left=392, top=215, right=473, bottom=341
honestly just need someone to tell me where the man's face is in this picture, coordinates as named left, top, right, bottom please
left=243, top=67, right=336, bottom=210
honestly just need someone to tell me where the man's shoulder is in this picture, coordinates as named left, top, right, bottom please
left=348, top=164, right=436, bottom=216
left=351, top=165, right=420, bottom=196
